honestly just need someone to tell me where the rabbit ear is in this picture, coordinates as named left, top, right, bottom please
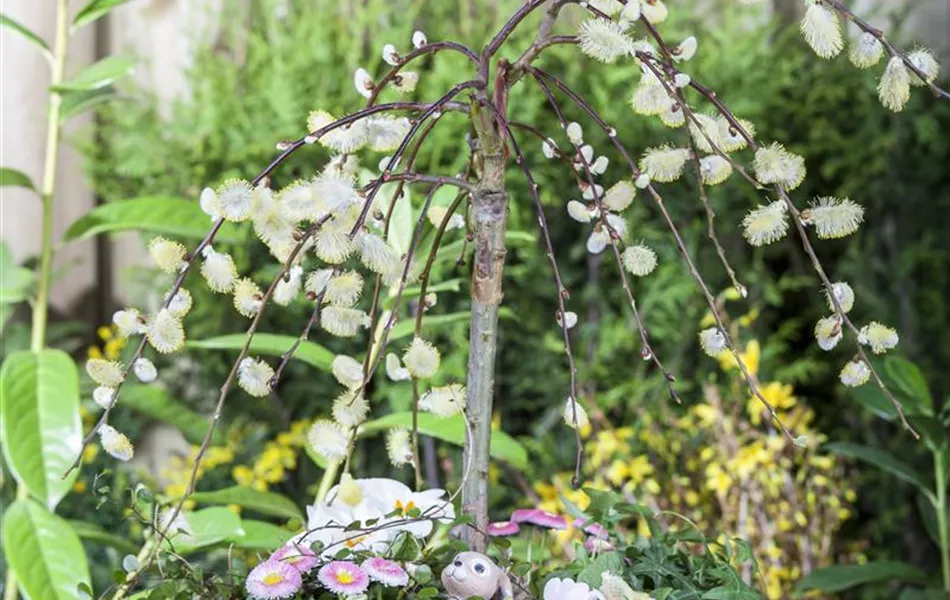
left=496, top=570, right=513, bottom=600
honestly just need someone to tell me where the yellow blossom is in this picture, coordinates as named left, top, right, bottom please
left=718, top=339, right=760, bottom=375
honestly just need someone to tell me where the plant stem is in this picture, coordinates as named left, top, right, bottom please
left=30, top=0, right=69, bottom=353
left=461, top=98, right=509, bottom=552
left=935, top=451, right=950, bottom=592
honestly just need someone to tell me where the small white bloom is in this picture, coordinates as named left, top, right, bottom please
left=640, top=145, right=690, bottom=182
left=237, top=357, right=274, bottom=397
left=332, top=390, right=369, bottom=427
left=578, top=19, right=634, bottom=64
left=587, top=229, right=610, bottom=255
left=674, top=36, right=698, bottom=62
left=233, top=278, right=263, bottom=318
left=825, top=281, right=855, bottom=313
left=567, top=200, right=594, bottom=223
left=165, top=288, right=192, bottom=318
left=620, top=0, right=641, bottom=22
left=802, top=197, right=864, bottom=239
left=622, top=244, right=657, bottom=276
left=112, top=309, right=146, bottom=337
left=132, top=358, right=157, bottom=383
left=99, top=425, right=134, bottom=461
left=412, top=30, right=427, bottom=49
left=562, top=398, right=589, bottom=429
left=753, top=142, right=806, bottom=190
left=699, top=327, right=727, bottom=356
left=640, top=0, right=668, bottom=23
left=630, top=79, right=668, bottom=116
left=858, top=322, right=899, bottom=354
left=147, top=309, right=185, bottom=354
left=566, top=121, right=584, bottom=145
left=582, top=183, right=604, bottom=201
left=907, top=49, right=939, bottom=86
left=273, top=266, right=303, bottom=306
left=660, top=101, right=686, bottom=128
left=306, top=110, right=368, bottom=153
left=673, top=73, right=691, bottom=88
left=557, top=310, right=578, bottom=329
left=386, top=353, right=411, bottom=381
left=366, top=116, right=412, bottom=152
left=591, top=155, right=609, bottom=175
left=688, top=113, right=723, bottom=154
left=849, top=32, right=883, bottom=69
left=279, top=179, right=318, bottom=222
left=199, top=187, right=220, bottom=220
left=742, top=201, right=789, bottom=246
left=200, top=246, right=237, bottom=293
left=393, top=71, right=419, bottom=94
left=403, top=337, right=440, bottom=379
left=332, top=355, right=365, bottom=389
left=308, top=420, right=349, bottom=463
left=386, top=429, right=413, bottom=467
left=321, top=306, right=371, bottom=337
left=325, top=270, right=364, bottom=307
left=148, top=237, right=186, bottom=274
left=93, top=386, right=116, bottom=410
left=840, top=360, right=871, bottom=387
left=314, top=230, right=357, bottom=265
left=216, top=179, right=254, bottom=222
left=542, top=138, right=558, bottom=159
left=382, top=43, right=400, bottom=65
left=419, top=383, right=466, bottom=418
left=878, top=57, right=911, bottom=112
left=354, top=68, right=374, bottom=98
left=699, top=155, right=732, bottom=185
left=800, top=2, right=843, bottom=59
left=602, top=181, right=635, bottom=212
left=815, top=315, right=843, bottom=350
left=590, top=0, right=623, bottom=16
left=312, top=167, right=361, bottom=213
left=306, top=268, right=334, bottom=296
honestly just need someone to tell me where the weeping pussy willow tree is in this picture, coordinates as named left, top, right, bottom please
left=66, top=0, right=946, bottom=593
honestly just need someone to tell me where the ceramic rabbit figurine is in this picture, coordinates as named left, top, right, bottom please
left=441, top=552, right=514, bottom=600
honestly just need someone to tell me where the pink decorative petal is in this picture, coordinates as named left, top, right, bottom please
left=362, top=557, right=409, bottom=587
left=487, top=521, right=521, bottom=536
left=246, top=560, right=302, bottom=599
left=573, top=518, right=609, bottom=539
left=318, top=561, right=370, bottom=595
left=271, top=543, right=318, bottom=573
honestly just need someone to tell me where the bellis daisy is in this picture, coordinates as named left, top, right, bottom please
left=562, top=398, right=590, bottom=429
left=318, top=561, right=369, bottom=595
left=246, top=559, right=302, bottom=600
left=878, top=57, right=911, bottom=112
left=742, top=201, right=789, bottom=246
left=148, top=237, right=186, bottom=274
left=321, top=307, right=371, bottom=338
left=403, top=337, right=440, bottom=379
left=622, top=244, right=657, bottom=276
left=238, top=357, right=275, bottom=397
left=233, top=278, right=264, bottom=318
left=419, top=383, right=466, bottom=418
left=132, top=357, right=157, bottom=383
left=814, top=315, right=843, bottom=351
left=839, top=359, right=871, bottom=387
left=800, top=1, right=843, bottom=59
left=99, top=425, right=134, bottom=461
left=640, top=146, right=690, bottom=182
left=849, top=32, right=883, bottom=69
left=386, top=428, right=414, bottom=466
left=753, top=143, right=806, bottom=190
left=308, top=420, right=350, bottom=462
left=801, top=197, right=864, bottom=239
left=699, top=327, right=727, bottom=357
left=858, top=322, right=899, bottom=354
left=362, top=557, right=409, bottom=587
left=147, top=309, right=185, bottom=353
left=578, top=19, right=634, bottom=64
left=331, top=355, right=365, bottom=389
left=200, top=246, right=237, bottom=293
left=270, top=544, right=318, bottom=573
left=332, top=390, right=369, bottom=427
left=112, top=309, right=146, bottom=337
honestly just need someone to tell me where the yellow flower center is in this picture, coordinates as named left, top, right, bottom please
left=263, top=573, right=284, bottom=586
left=344, top=535, right=366, bottom=548
left=335, top=570, right=355, bottom=584
left=394, top=499, right=416, bottom=515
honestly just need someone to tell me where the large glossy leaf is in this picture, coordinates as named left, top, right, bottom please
left=64, top=196, right=244, bottom=243
left=0, top=166, right=36, bottom=190
left=233, top=520, right=293, bottom=550
left=3, top=499, right=91, bottom=600
left=795, top=561, right=929, bottom=593
left=0, top=14, right=52, bottom=62
left=0, top=350, right=81, bottom=509
left=188, top=333, right=334, bottom=371
left=360, top=412, right=528, bottom=470
left=60, top=87, right=118, bottom=123
left=68, top=519, right=139, bottom=554
left=120, top=385, right=223, bottom=446
left=826, top=442, right=932, bottom=497
left=165, top=507, right=243, bottom=555
left=52, top=56, right=134, bottom=92
left=72, top=0, right=136, bottom=30
left=189, top=486, right=303, bottom=521
left=885, top=357, right=933, bottom=415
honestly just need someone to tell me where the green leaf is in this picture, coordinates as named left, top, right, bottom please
left=795, top=561, right=928, bottom=593
left=390, top=307, right=515, bottom=341
left=189, top=486, right=303, bottom=521
left=2, top=499, right=91, bottom=600
left=0, top=240, right=33, bottom=304
left=120, top=385, right=223, bottom=446
left=64, top=196, right=244, bottom=243
left=188, top=333, right=334, bottom=371
left=826, top=442, right=933, bottom=497
left=232, top=519, right=293, bottom=550
left=72, top=0, right=136, bottom=30
left=885, top=357, right=933, bottom=415
left=68, top=519, right=140, bottom=554
left=0, top=350, right=81, bottom=509
left=0, top=14, right=52, bottom=62
left=60, top=87, right=118, bottom=123
left=360, top=412, right=528, bottom=469
left=53, top=56, right=134, bottom=92
left=166, top=507, right=243, bottom=555
left=384, top=183, right=413, bottom=256
left=0, top=166, right=36, bottom=191
left=577, top=552, right=623, bottom=588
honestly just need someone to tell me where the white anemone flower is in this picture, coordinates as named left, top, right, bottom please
left=543, top=578, right=606, bottom=600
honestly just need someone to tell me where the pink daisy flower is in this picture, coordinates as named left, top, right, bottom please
left=271, top=543, right=319, bottom=573
left=362, top=557, right=409, bottom=587
left=318, top=561, right=370, bottom=595
left=487, top=521, right=520, bottom=537
left=510, top=508, right=567, bottom=530
left=246, top=559, right=302, bottom=600
left=573, top=518, right=608, bottom=539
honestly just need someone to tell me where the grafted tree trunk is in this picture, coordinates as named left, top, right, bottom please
left=461, top=100, right=509, bottom=552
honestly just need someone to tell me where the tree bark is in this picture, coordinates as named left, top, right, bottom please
left=461, top=99, right=508, bottom=552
